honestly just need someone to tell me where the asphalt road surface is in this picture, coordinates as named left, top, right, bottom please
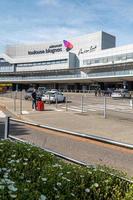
left=9, top=120, right=133, bottom=177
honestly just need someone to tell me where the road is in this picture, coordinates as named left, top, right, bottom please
left=9, top=120, right=133, bottom=177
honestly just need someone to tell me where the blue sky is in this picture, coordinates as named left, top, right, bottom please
left=0, top=0, right=133, bottom=52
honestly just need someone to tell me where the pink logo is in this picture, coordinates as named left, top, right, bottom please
left=63, top=40, right=73, bottom=51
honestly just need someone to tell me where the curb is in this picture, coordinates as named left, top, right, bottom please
left=10, top=117, right=133, bottom=149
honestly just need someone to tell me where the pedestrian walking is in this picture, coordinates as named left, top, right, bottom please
left=95, top=89, right=97, bottom=96
left=98, top=88, right=101, bottom=96
left=32, top=89, right=37, bottom=110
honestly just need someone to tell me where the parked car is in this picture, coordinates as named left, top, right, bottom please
left=25, top=88, right=43, bottom=100
left=111, top=89, right=131, bottom=99
left=24, top=88, right=34, bottom=100
left=103, top=88, right=114, bottom=96
left=41, top=91, right=65, bottom=103
left=37, top=87, right=47, bottom=95
left=50, top=89, right=58, bottom=92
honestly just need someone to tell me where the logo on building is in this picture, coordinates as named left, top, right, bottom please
left=78, top=45, right=97, bottom=56
left=63, top=40, right=73, bottom=51
left=28, top=44, right=63, bottom=55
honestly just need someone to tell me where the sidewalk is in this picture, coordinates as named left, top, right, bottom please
left=0, top=97, right=133, bottom=145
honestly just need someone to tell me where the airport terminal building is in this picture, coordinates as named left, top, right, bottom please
left=0, top=31, right=133, bottom=91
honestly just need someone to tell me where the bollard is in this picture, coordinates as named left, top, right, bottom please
left=81, top=95, right=84, bottom=113
left=104, top=96, right=106, bottom=119
left=20, top=91, right=22, bottom=115
left=130, top=99, right=133, bottom=109
left=14, top=91, right=16, bottom=112
left=49, top=94, right=51, bottom=104
left=4, top=116, right=10, bottom=139
left=55, top=96, right=58, bottom=109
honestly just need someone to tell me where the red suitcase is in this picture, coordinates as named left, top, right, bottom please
left=37, top=101, right=44, bottom=111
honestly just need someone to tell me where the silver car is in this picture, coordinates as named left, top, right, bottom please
left=111, top=89, right=131, bottom=99
left=41, top=91, right=65, bottom=103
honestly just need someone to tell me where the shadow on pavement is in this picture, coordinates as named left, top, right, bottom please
left=9, top=121, right=31, bottom=136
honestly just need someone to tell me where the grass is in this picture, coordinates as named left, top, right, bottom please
left=0, top=140, right=132, bottom=200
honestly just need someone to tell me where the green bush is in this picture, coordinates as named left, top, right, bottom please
left=0, top=140, right=132, bottom=200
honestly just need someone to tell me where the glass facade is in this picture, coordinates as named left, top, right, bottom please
left=17, top=59, right=68, bottom=67
left=0, top=58, right=14, bottom=72
left=83, top=53, right=133, bottom=66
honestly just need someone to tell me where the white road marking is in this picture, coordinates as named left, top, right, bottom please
left=22, top=111, right=29, bottom=114
left=55, top=109, right=63, bottom=112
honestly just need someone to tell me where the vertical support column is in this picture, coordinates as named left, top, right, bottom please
left=104, top=96, right=106, bottom=119
left=4, top=116, right=10, bottom=139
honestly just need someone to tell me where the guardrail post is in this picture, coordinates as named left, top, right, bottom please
left=104, top=96, right=107, bottom=119
left=4, top=116, right=10, bottom=139
left=81, top=95, right=84, bottom=113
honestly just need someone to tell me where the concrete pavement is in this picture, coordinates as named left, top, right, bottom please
left=0, top=96, right=133, bottom=145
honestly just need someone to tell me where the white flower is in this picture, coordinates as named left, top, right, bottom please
left=0, top=185, right=5, bottom=190
left=93, top=183, right=99, bottom=188
left=23, top=162, right=28, bottom=165
left=3, top=173, right=9, bottom=178
left=39, top=194, right=47, bottom=200
left=58, top=173, right=63, bottom=176
left=53, top=164, right=60, bottom=168
left=85, top=188, right=90, bottom=193
left=53, top=187, right=58, bottom=191
left=57, top=182, right=61, bottom=186
left=41, top=178, right=47, bottom=182
left=71, top=193, right=75, bottom=196
left=2, top=168, right=7, bottom=171
left=9, top=194, right=17, bottom=198
left=11, top=154, right=16, bottom=158
left=26, top=180, right=31, bottom=183
left=8, top=185, right=18, bottom=192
